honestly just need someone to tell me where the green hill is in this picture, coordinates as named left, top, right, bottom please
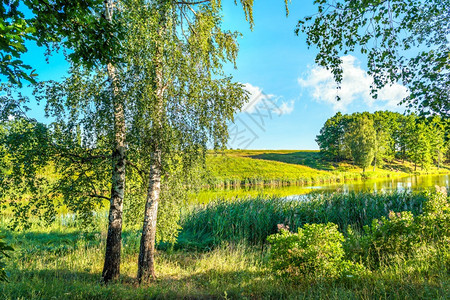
left=206, top=150, right=450, bottom=187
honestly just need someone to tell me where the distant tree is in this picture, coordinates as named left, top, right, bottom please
left=344, top=116, right=376, bottom=173
left=316, top=112, right=344, bottom=161
left=394, top=114, right=416, bottom=161
left=318, top=111, right=448, bottom=170
left=372, top=128, right=390, bottom=171
left=406, top=120, right=432, bottom=171
left=297, top=0, right=450, bottom=117
left=445, top=119, right=450, bottom=163
left=372, top=111, right=395, bottom=170
left=316, top=112, right=351, bottom=161
left=0, top=122, right=6, bottom=175
left=446, top=141, right=450, bottom=163
left=427, top=116, right=446, bottom=169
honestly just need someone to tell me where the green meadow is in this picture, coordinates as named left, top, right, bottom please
left=205, top=150, right=450, bottom=187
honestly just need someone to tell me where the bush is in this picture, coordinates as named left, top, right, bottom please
left=418, top=186, right=450, bottom=244
left=267, top=223, right=365, bottom=280
left=351, top=211, right=417, bottom=267
left=345, top=187, right=449, bottom=268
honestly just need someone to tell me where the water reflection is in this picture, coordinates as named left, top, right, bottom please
left=194, top=174, right=450, bottom=203
left=310, top=174, right=449, bottom=194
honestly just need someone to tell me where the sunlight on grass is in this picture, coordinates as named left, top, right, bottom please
left=1, top=190, right=448, bottom=299
left=206, top=150, right=449, bottom=188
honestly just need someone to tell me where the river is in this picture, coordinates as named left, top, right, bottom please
left=193, top=174, right=450, bottom=203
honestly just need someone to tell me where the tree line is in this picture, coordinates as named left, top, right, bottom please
left=316, top=111, right=449, bottom=172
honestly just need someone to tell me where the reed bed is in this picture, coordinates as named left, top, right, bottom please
left=179, top=191, right=428, bottom=249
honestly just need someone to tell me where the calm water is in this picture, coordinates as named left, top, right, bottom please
left=302, top=174, right=449, bottom=194
left=194, top=174, right=450, bottom=202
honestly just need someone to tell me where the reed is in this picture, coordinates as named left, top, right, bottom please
left=179, top=191, right=428, bottom=249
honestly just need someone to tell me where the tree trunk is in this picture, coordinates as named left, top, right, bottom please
left=137, top=151, right=161, bottom=283
left=137, top=6, right=166, bottom=283
left=373, top=154, right=376, bottom=172
left=102, top=0, right=126, bottom=284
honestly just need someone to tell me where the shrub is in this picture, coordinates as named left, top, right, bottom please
left=267, top=223, right=365, bottom=280
left=345, top=187, right=449, bottom=268
left=355, top=211, right=417, bottom=267
left=418, top=186, right=449, bottom=244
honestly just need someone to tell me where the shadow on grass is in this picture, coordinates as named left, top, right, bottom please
left=2, top=267, right=446, bottom=300
left=384, top=161, right=414, bottom=173
left=250, top=151, right=336, bottom=171
left=5, top=229, right=141, bottom=244
left=2, top=267, right=274, bottom=299
left=2, top=269, right=138, bottom=300
left=3, top=229, right=142, bottom=257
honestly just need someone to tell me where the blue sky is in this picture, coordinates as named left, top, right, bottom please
left=10, top=1, right=408, bottom=150
left=221, top=1, right=408, bottom=150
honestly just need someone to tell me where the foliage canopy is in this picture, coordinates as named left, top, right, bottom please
left=297, top=0, right=450, bottom=116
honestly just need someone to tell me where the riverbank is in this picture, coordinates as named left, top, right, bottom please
left=206, top=150, right=450, bottom=187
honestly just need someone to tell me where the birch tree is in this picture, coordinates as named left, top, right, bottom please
left=2, top=0, right=288, bottom=284
left=1, top=0, right=127, bottom=282
left=117, top=0, right=256, bottom=283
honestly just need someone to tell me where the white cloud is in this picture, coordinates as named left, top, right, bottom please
left=241, top=83, right=294, bottom=116
left=298, top=55, right=409, bottom=111
left=241, top=83, right=273, bottom=113
left=278, top=100, right=295, bottom=115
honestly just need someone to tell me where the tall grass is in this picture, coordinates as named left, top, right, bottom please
left=179, top=191, right=428, bottom=249
left=3, top=231, right=447, bottom=299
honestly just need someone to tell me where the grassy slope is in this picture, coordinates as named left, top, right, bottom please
left=206, top=150, right=450, bottom=186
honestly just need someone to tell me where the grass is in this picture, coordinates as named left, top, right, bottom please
left=1, top=232, right=448, bottom=299
left=206, top=150, right=450, bottom=187
left=1, top=190, right=448, bottom=299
